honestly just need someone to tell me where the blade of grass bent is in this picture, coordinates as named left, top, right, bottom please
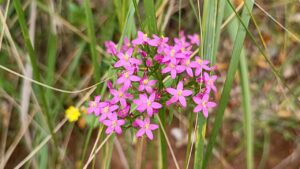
left=224, top=2, right=254, bottom=169
left=202, top=0, right=254, bottom=168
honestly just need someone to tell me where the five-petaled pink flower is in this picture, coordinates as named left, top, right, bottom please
left=193, top=56, right=210, bottom=76
left=135, top=118, right=159, bottom=140
left=87, top=95, right=101, bottom=115
left=166, top=81, right=193, bottom=107
left=132, top=31, right=150, bottom=45
left=193, top=94, right=216, bottom=118
left=204, top=72, right=217, bottom=93
left=111, top=87, right=132, bottom=107
left=114, top=48, right=141, bottom=68
left=98, top=101, right=119, bottom=121
left=117, top=69, right=141, bottom=89
left=188, top=34, right=200, bottom=46
left=134, top=93, right=162, bottom=116
left=138, top=76, right=157, bottom=93
left=161, top=61, right=185, bottom=79
left=181, top=58, right=198, bottom=77
left=103, top=113, right=125, bottom=134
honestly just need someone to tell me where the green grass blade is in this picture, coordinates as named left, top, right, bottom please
left=13, top=0, right=56, bottom=142
left=143, top=0, right=158, bottom=34
left=239, top=52, right=253, bottom=169
left=194, top=0, right=218, bottom=168
left=84, top=0, right=100, bottom=82
left=202, top=0, right=254, bottom=168
left=225, top=2, right=254, bottom=169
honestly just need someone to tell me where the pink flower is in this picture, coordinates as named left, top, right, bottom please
left=188, top=34, right=200, bottom=46
left=105, top=41, right=118, bottom=55
left=192, top=56, right=210, bottom=76
left=132, top=31, right=149, bottom=45
left=121, top=37, right=131, bottom=52
left=138, top=76, right=157, bottom=93
left=204, top=72, right=217, bottom=93
left=148, top=34, right=169, bottom=53
left=117, top=105, right=130, bottom=118
left=162, top=46, right=185, bottom=63
left=99, top=101, right=119, bottom=121
left=181, top=58, right=198, bottom=77
left=87, top=95, right=101, bottom=115
left=114, top=48, right=141, bottom=68
left=193, top=94, right=216, bottom=118
left=133, top=93, right=162, bottom=116
left=103, top=113, right=125, bottom=134
left=135, top=118, right=159, bottom=140
left=111, top=87, right=132, bottom=107
left=117, top=69, right=141, bottom=89
left=166, top=81, right=193, bottom=107
left=161, top=61, right=185, bottom=79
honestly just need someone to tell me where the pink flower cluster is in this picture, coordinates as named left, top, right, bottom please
left=87, top=31, right=217, bottom=140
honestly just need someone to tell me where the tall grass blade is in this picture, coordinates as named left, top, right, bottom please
left=224, top=2, right=254, bottom=169
left=194, top=0, right=219, bottom=168
left=202, top=0, right=254, bottom=168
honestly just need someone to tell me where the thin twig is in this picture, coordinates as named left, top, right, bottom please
left=83, top=134, right=112, bottom=169
left=156, top=115, right=180, bottom=169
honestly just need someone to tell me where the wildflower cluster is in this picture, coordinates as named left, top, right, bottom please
left=87, top=31, right=217, bottom=140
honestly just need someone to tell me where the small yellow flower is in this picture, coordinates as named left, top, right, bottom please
left=65, top=106, right=80, bottom=122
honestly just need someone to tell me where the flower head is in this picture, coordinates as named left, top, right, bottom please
left=103, top=113, right=125, bottom=134
left=65, top=106, right=80, bottom=122
left=114, top=48, right=141, bottom=68
left=135, top=118, right=159, bottom=140
left=161, top=61, right=185, bottom=79
left=117, top=69, right=141, bottom=89
left=87, top=95, right=101, bottom=115
left=166, top=81, right=193, bottom=107
left=98, top=102, right=119, bottom=121
left=134, top=93, right=162, bottom=116
left=132, top=31, right=150, bottom=45
left=204, top=72, right=217, bottom=93
left=138, top=75, right=157, bottom=93
left=111, top=87, right=132, bottom=107
left=192, top=56, right=210, bottom=76
left=193, top=94, right=216, bottom=117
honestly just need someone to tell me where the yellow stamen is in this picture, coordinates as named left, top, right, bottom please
left=143, top=79, right=149, bottom=85
left=147, top=100, right=151, bottom=106
left=177, top=90, right=182, bottom=96
left=103, top=106, right=109, bottom=113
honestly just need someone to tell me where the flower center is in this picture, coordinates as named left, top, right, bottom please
left=170, top=63, right=175, bottom=68
left=202, top=101, right=207, bottom=107
left=197, top=58, right=203, bottom=64
left=145, top=123, right=150, bottom=129
left=124, top=72, right=129, bottom=78
left=91, top=101, right=97, bottom=107
left=177, top=90, right=182, bottom=96
left=118, top=92, right=123, bottom=98
left=124, top=54, right=129, bottom=61
left=112, top=121, right=117, bottom=127
left=170, top=49, right=175, bottom=57
left=103, top=106, right=109, bottom=113
left=185, top=59, right=190, bottom=66
left=143, top=34, right=148, bottom=41
left=147, top=99, right=151, bottom=106
left=181, top=47, right=185, bottom=52
left=143, top=79, right=149, bottom=85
